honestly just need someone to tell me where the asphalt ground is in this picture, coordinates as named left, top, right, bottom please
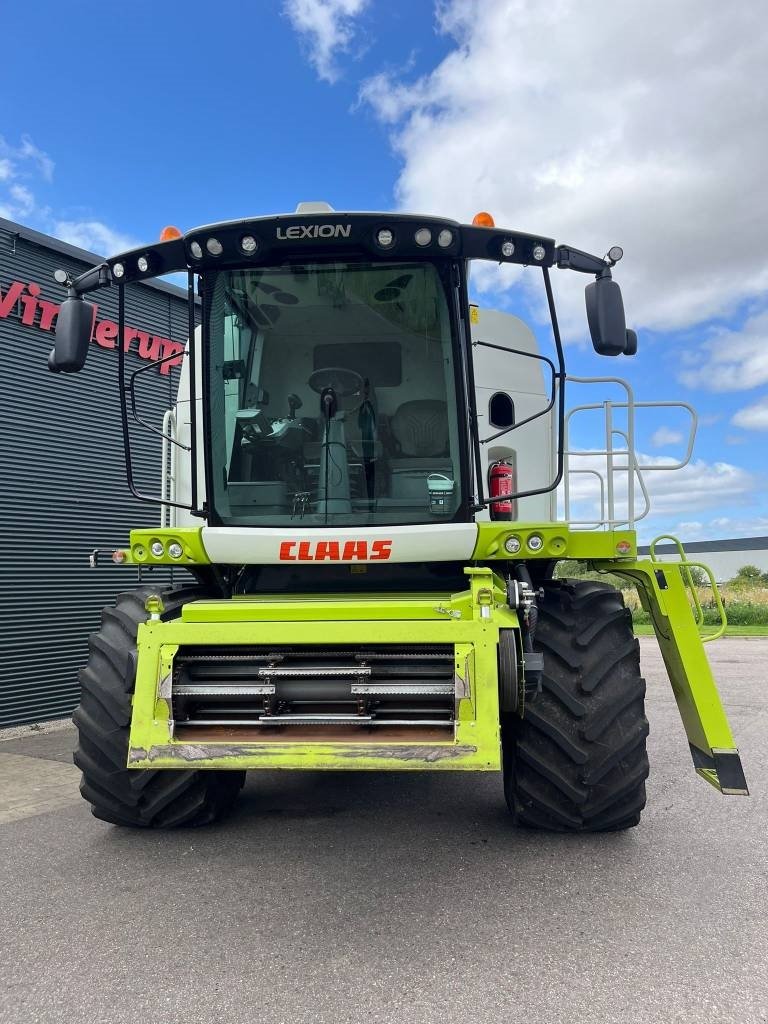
left=1, top=638, right=766, bottom=1024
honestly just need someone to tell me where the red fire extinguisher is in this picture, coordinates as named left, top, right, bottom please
left=489, top=457, right=517, bottom=521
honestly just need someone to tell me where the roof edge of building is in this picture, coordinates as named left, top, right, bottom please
left=638, top=536, right=768, bottom=555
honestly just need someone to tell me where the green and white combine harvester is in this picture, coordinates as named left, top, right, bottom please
left=49, top=202, right=748, bottom=830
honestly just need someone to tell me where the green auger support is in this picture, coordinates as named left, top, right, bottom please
left=601, top=540, right=748, bottom=796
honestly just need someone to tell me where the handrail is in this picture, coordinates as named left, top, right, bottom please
left=160, top=409, right=178, bottom=528
left=562, top=378, right=698, bottom=529
left=648, top=534, right=727, bottom=642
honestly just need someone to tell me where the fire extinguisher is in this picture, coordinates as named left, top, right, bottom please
left=489, top=457, right=517, bottom=521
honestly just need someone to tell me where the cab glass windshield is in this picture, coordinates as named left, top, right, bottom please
left=207, top=261, right=464, bottom=527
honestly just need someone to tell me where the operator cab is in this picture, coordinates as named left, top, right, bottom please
left=211, top=260, right=464, bottom=526
left=49, top=202, right=637, bottom=530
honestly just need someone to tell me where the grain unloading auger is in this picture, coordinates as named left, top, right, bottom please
left=49, top=203, right=748, bottom=830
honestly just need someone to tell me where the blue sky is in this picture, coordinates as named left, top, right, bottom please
left=1, top=0, right=766, bottom=543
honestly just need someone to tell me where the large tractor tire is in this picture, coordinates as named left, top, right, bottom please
left=503, top=579, right=649, bottom=832
left=73, top=587, right=245, bottom=827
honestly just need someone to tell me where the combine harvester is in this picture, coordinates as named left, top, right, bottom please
left=49, top=203, right=748, bottom=830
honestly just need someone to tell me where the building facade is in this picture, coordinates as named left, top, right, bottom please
left=0, top=218, right=190, bottom=726
left=638, top=537, right=768, bottom=584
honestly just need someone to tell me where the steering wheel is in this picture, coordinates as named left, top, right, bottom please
left=308, top=367, right=364, bottom=399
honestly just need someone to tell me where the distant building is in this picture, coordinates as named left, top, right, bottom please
left=1, top=217, right=189, bottom=727
left=638, top=537, right=768, bottom=583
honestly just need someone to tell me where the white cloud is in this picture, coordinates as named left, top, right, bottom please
left=679, top=310, right=768, bottom=392
left=8, top=183, right=34, bottom=215
left=671, top=516, right=768, bottom=541
left=54, top=220, right=140, bottom=257
left=0, top=133, right=54, bottom=186
left=731, top=396, right=768, bottom=431
left=564, top=450, right=755, bottom=525
left=284, top=0, right=369, bottom=83
left=0, top=133, right=54, bottom=223
left=650, top=426, right=684, bottom=448
left=360, top=0, right=768, bottom=336
left=18, top=134, right=54, bottom=182
left=0, top=132, right=137, bottom=258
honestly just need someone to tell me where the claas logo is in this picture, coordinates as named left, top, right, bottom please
left=279, top=540, right=393, bottom=562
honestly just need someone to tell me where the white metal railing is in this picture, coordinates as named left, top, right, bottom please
left=563, top=376, right=697, bottom=530
left=160, top=409, right=178, bottom=528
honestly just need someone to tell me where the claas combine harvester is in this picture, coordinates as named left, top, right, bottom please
left=49, top=202, right=748, bottom=831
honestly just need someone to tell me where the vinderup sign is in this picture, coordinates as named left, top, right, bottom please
left=0, top=278, right=184, bottom=375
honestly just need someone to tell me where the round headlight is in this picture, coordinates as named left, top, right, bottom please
left=167, top=541, right=183, bottom=559
left=137, top=256, right=149, bottom=273
left=609, top=245, right=624, bottom=263
left=240, top=235, right=258, bottom=254
left=532, top=244, right=546, bottom=262
left=150, top=540, right=165, bottom=558
left=437, top=229, right=453, bottom=248
left=190, top=241, right=203, bottom=259
left=206, top=237, right=223, bottom=256
left=414, top=228, right=432, bottom=247
left=112, top=262, right=125, bottom=279
left=376, top=228, right=394, bottom=248
left=527, top=534, right=544, bottom=551
left=504, top=535, right=521, bottom=554
left=501, top=240, right=515, bottom=258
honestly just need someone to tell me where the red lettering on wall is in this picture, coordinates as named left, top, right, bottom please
left=0, top=277, right=186, bottom=375
left=138, top=335, right=162, bottom=361
left=159, top=340, right=185, bottom=375
left=95, top=319, right=118, bottom=349
left=37, top=300, right=60, bottom=331
left=20, top=283, right=41, bottom=325
left=0, top=280, right=25, bottom=318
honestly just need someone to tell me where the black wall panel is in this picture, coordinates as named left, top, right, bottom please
left=0, top=221, right=192, bottom=726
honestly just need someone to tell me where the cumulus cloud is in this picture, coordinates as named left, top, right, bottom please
left=731, top=396, right=768, bottom=431
left=17, top=135, right=54, bottom=182
left=672, top=516, right=768, bottom=541
left=650, top=426, right=684, bottom=448
left=0, top=133, right=55, bottom=222
left=678, top=310, right=768, bottom=392
left=564, top=450, right=755, bottom=526
left=54, top=220, right=140, bottom=257
left=360, top=0, right=768, bottom=336
left=284, top=0, right=369, bottom=82
left=0, top=132, right=137, bottom=257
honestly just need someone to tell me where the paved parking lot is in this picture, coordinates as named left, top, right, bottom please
left=1, top=638, right=766, bottom=1024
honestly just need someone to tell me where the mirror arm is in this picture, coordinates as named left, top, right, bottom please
left=556, top=245, right=611, bottom=275
left=63, top=262, right=112, bottom=296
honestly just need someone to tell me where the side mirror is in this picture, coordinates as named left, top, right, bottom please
left=585, top=275, right=636, bottom=356
left=48, top=295, right=97, bottom=373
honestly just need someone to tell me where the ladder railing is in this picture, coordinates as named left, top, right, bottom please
left=563, top=376, right=697, bottom=530
left=160, top=409, right=177, bottom=528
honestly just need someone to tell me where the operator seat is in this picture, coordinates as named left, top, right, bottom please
left=388, top=399, right=453, bottom=499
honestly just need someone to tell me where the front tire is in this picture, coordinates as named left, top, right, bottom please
left=73, top=587, right=245, bottom=827
left=503, top=579, right=649, bottom=832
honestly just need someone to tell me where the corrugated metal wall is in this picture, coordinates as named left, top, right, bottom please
left=0, top=223, right=192, bottom=726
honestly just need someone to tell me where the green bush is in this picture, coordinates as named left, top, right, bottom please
left=632, top=601, right=768, bottom=627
